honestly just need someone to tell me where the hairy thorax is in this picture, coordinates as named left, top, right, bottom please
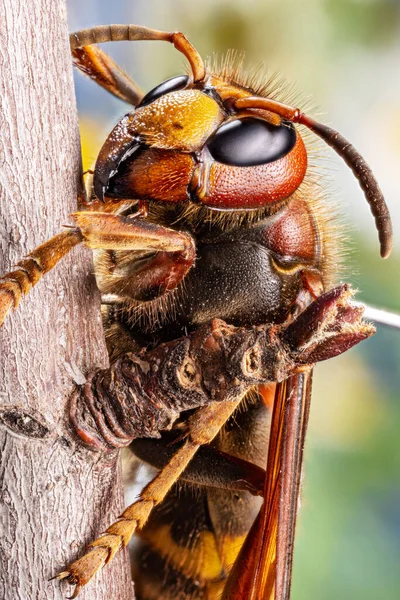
left=95, top=194, right=333, bottom=354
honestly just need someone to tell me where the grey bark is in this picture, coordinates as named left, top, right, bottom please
left=0, top=1, right=134, bottom=599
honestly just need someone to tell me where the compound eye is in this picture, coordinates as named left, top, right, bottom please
left=137, top=75, right=190, bottom=108
left=207, top=117, right=297, bottom=167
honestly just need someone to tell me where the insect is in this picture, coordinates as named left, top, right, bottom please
left=0, top=24, right=392, bottom=600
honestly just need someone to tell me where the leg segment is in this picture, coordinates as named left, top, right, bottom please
left=72, top=45, right=143, bottom=105
left=57, top=401, right=241, bottom=598
left=131, top=434, right=266, bottom=496
left=0, top=230, right=81, bottom=326
left=74, top=211, right=196, bottom=301
left=0, top=210, right=195, bottom=326
left=133, top=399, right=270, bottom=599
left=70, top=25, right=206, bottom=83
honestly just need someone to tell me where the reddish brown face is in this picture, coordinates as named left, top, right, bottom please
left=94, top=75, right=308, bottom=211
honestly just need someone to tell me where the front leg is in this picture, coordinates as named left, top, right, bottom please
left=71, top=284, right=374, bottom=452
left=72, top=44, right=143, bottom=106
left=0, top=210, right=195, bottom=325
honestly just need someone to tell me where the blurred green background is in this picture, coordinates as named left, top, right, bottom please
left=67, top=1, right=400, bottom=598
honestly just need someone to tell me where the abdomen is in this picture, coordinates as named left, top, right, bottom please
left=132, top=398, right=270, bottom=599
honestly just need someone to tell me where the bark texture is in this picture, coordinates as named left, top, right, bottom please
left=0, top=1, right=134, bottom=599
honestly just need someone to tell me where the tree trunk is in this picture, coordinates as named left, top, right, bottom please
left=0, top=1, right=134, bottom=599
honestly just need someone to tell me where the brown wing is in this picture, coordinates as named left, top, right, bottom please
left=222, top=371, right=313, bottom=600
